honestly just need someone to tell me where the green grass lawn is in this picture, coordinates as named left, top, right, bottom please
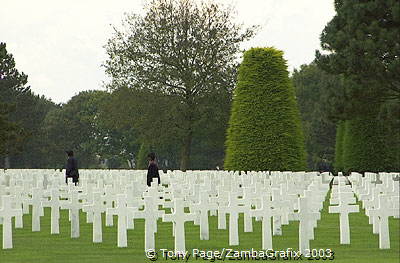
left=0, top=193, right=399, bottom=263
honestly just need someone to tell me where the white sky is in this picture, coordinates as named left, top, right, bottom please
left=1, top=0, right=336, bottom=103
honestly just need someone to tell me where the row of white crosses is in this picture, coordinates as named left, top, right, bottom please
left=0, top=169, right=333, bottom=252
left=3, top=169, right=396, bottom=253
left=348, top=172, right=399, bottom=249
left=167, top=171, right=331, bottom=254
left=0, top=169, right=138, bottom=249
left=166, top=170, right=330, bottom=254
left=329, top=176, right=359, bottom=245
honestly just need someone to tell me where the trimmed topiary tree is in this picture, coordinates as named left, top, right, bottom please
left=342, top=107, right=390, bottom=173
left=379, top=102, right=400, bottom=171
left=224, top=47, right=307, bottom=171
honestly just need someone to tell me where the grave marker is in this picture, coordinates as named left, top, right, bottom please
left=0, top=195, right=22, bottom=249
left=162, top=198, right=195, bottom=253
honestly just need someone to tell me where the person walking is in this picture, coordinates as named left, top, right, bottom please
left=65, top=150, right=79, bottom=185
left=146, top=152, right=160, bottom=187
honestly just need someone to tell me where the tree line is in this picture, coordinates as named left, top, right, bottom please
left=1, top=0, right=398, bottom=172
left=295, top=0, right=399, bottom=172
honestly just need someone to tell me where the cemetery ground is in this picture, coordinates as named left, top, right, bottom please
left=0, top=194, right=398, bottom=263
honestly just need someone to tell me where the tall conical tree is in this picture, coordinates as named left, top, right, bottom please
left=224, top=47, right=306, bottom=171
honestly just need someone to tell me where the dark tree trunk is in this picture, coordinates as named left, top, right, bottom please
left=180, top=130, right=192, bottom=172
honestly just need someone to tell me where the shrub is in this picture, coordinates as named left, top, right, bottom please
left=224, top=47, right=307, bottom=171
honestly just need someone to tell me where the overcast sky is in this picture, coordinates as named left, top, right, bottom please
left=1, top=0, right=336, bottom=103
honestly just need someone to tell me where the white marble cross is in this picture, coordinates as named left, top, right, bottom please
left=237, top=196, right=254, bottom=233
left=191, top=191, right=217, bottom=240
left=251, top=195, right=278, bottom=250
left=330, top=191, right=356, bottom=205
left=27, top=190, right=44, bottom=232
left=83, top=192, right=105, bottom=243
left=79, top=183, right=95, bottom=223
left=10, top=186, right=24, bottom=229
left=20, top=181, right=30, bottom=215
left=302, top=189, right=322, bottom=240
left=359, top=182, right=373, bottom=202
left=297, top=197, right=319, bottom=255
left=124, top=185, right=144, bottom=230
left=271, top=189, right=283, bottom=235
left=368, top=195, right=397, bottom=249
left=134, top=196, right=165, bottom=252
left=280, top=184, right=299, bottom=222
left=162, top=198, right=195, bottom=253
left=328, top=195, right=359, bottom=244
left=144, top=182, right=162, bottom=204
left=107, top=194, right=128, bottom=247
left=140, top=183, right=163, bottom=230
left=42, top=189, right=61, bottom=234
left=213, top=189, right=229, bottom=229
left=102, top=185, right=115, bottom=227
left=220, top=192, right=246, bottom=246
left=0, top=195, right=22, bottom=249
left=364, top=188, right=380, bottom=234
left=61, top=190, right=82, bottom=238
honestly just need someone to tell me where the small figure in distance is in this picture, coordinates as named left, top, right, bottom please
left=318, top=156, right=332, bottom=173
left=65, top=150, right=79, bottom=185
left=147, top=152, right=160, bottom=187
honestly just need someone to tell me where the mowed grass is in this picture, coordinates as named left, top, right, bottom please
left=0, top=193, right=399, bottom=263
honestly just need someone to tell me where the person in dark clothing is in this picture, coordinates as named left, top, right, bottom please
left=146, top=152, right=160, bottom=187
left=65, top=150, right=79, bottom=185
left=317, top=158, right=332, bottom=173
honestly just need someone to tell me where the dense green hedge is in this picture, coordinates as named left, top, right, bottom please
left=380, top=103, right=400, bottom=171
left=224, top=47, right=307, bottom=171
left=342, top=112, right=386, bottom=172
left=334, top=105, right=399, bottom=173
left=334, top=121, right=345, bottom=172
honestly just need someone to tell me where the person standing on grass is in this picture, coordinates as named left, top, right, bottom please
left=65, top=150, right=79, bottom=185
left=146, top=152, right=160, bottom=186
